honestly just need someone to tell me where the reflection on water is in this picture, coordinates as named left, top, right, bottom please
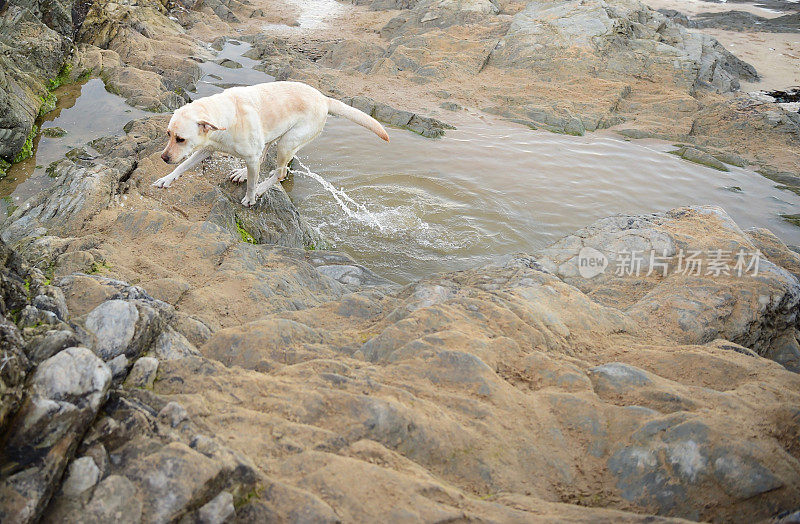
left=290, top=114, right=800, bottom=283
left=0, top=79, right=148, bottom=204
left=261, top=0, right=346, bottom=31
left=193, top=41, right=274, bottom=99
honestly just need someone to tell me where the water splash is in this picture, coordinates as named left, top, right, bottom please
left=289, top=159, right=385, bottom=231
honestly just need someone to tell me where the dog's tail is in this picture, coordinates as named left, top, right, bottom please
left=327, top=98, right=389, bottom=142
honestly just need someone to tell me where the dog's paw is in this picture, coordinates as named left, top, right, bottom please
left=241, top=193, right=257, bottom=207
left=152, top=176, right=173, bottom=188
left=229, top=168, right=247, bottom=184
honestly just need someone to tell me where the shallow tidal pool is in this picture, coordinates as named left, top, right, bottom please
left=4, top=41, right=799, bottom=285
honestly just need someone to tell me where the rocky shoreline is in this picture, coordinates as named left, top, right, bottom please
left=1, top=0, right=800, bottom=522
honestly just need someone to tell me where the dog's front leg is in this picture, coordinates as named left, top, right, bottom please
left=153, top=149, right=211, bottom=188
left=241, top=157, right=260, bottom=207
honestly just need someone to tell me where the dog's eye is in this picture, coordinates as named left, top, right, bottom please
left=176, top=136, right=185, bottom=143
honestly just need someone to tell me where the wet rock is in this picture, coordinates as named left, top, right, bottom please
left=309, top=251, right=397, bottom=289
left=0, top=0, right=80, bottom=159
left=40, top=127, right=67, bottom=138
left=2, top=157, right=137, bottom=246
left=211, top=184, right=320, bottom=249
left=670, top=146, right=729, bottom=171
left=339, top=95, right=455, bottom=138
left=216, top=58, right=242, bottom=69
left=662, top=8, right=800, bottom=33
left=124, top=356, right=158, bottom=389
left=317, top=264, right=385, bottom=288
left=196, top=491, right=235, bottom=524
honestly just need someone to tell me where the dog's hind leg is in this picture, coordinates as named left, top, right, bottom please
left=241, top=157, right=261, bottom=207
left=274, top=121, right=325, bottom=182
left=230, top=140, right=273, bottom=184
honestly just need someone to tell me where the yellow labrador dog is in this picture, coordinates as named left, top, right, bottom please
left=154, top=81, right=389, bottom=206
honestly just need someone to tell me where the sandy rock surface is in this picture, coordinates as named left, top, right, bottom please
left=0, top=0, right=799, bottom=522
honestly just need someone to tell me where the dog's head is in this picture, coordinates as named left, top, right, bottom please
left=160, top=107, right=225, bottom=164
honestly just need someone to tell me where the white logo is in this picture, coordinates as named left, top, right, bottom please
left=577, top=247, right=608, bottom=278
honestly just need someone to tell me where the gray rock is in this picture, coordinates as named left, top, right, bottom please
left=0, top=0, right=80, bottom=160
left=216, top=58, right=242, bottom=69
left=83, top=475, right=142, bottom=523
left=589, top=363, right=653, bottom=394
left=339, top=95, right=455, bottom=138
left=19, top=306, right=59, bottom=328
left=309, top=251, right=396, bottom=289
left=607, top=445, right=689, bottom=515
left=24, top=329, right=79, bottom=364
left=0, top=316, right=30, bottom=444
left=107, top=354, right=129, bottom=379
left=32, top=288, right=68, bottom=321
left=210, top=184, right=320, bottom=249
left=31, top=347, right=111, bottom=411
left=712, top=447, right=783, bottom=499
left=124, top=442, right=226, bottom=523
left=61, top=457, right=100, bottom=498
left=536, top=206, right=800, bottom=368
left=2, top=156, right=138, bottom=246
left=490, top=0, right=756, bottom=94
left=124, top=357, right=159, bottom=389
left=151, top=326, right=200, bottom=360
left=84, top=300, right=139, bottom=361
left=197, top=491, right=235, bottom=524
left=159, top=401, right=189, bottom=428
left=670, top=146, right=729, bottom=171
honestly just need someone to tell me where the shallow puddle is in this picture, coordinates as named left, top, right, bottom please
left=0, top=79, right=148, bottom=205
left=193, top=41, right=274, bottom=99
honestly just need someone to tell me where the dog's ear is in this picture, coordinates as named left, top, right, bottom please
left=197, top=120, right=225, bottom=133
